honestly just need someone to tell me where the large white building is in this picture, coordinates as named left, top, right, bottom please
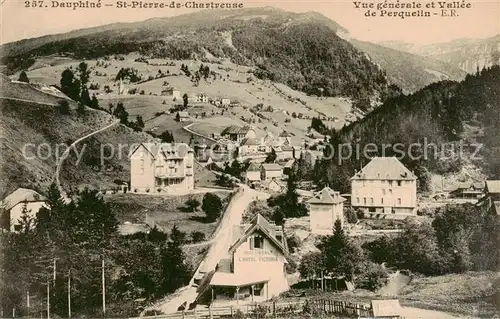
left=307, top=187, right=346, bottom=235
left=351, top=157, right=417, bottom=216
left=1, top=188, right=47, bottom=232
left=208, top=214, right=289, bottom=305
left=129, top=143, right=194, bottom=194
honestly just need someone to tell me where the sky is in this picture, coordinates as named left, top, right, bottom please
left=1, top=0, right=499, bottom=45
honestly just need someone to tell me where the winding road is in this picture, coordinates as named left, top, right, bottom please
left=152, top=185, right=270, bottom=314
left=55, top=119, right=120, bottom=199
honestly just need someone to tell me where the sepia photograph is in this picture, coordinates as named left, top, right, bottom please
left=0, top=0, right=499, bottom=318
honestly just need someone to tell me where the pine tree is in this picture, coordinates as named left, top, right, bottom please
left=18, top=70, right=30, bottom=83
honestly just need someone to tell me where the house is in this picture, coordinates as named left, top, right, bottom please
left=238, top=138, right=261, bottom=156
left=1, top=188, right=47, bottom=232
left=176, top=111, right=189, bottom=122
left=208, top=214, right=289, bottom=305
left=261, top=164, right=283, bottom=181
left=129, top=143, right=194, bottom=194
left=277, top=145, right=295, bottom=160
left=221, top=98, right=231, bottom=106
left=221, top=125, right=257, bottom=143
left=351, top=157, right=417, bottom=216
left=172, top=90, right=181, bottom=101
left=245, top=162, right=262, bottom=183
left=449, top=182, right=484, bottom=199
left=265, top=179, right=283, bottom=193
left=307, top=187, right=346, bottom=235
left=476, top=180, right=500, bottom=214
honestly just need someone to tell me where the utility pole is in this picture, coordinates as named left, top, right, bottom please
left=47, top=276, right=50, bottom=319
left=27, top=290, right=30, bottom=318
left=68, top=270, right=71, bottom=319
left=53, top=258, right=57, bottom=287
left=102, top=258, right=106, bottom=316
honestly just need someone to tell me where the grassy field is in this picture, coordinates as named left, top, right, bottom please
left=15, top=54, right=357, bottom=145
left=280, top=271, right=499, bottom=318
left=104, top=191, right=232, bottom=237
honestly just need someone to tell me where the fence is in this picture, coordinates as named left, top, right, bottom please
left=131, top=298, right=374, bottom=319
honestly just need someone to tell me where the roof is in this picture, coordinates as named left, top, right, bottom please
left=352, top=157, right=416, bottom=181
left=371, top=300, right=403, bottom=317
left=221, top=125, right=254, bottom=135
left=307, top=187, right=346, bottom=205
left=240, top=138, right=260, bottom=146
left=485, top=180, right=500, bottom=194
left=246, top=162, right=261, bottom=172
left=1, top=188, right=46, bottom=211
left=130, top=143, right=193, bottom=159
left=210, top=271, right=270, bottom=287
left=228, top=214, right=287, bottom=255
left=284, top=159, right=295, bottom=168
left=261, top=163, right=282, bottom=171
left=177, top=111, right=189, bottom=117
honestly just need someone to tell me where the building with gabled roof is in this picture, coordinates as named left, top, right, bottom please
left=1, top=188, right=47, bottom=232
left=129, top=143, right=194, bottom=194
left=307, top=187, right=346, bottom=234
left=476, top=180, right=500, bottom=215
left=207, top=213, right=289, bottom=305
left=221, top=125, right=256, bottom=143
left=245, top=162, right=262, bottom=183
left=351, top=157, right=417, bottom=216
left=261, top=163, right=283, bottom=181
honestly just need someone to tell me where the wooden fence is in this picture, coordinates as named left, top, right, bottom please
left=131, top=298, right=374, bottom=319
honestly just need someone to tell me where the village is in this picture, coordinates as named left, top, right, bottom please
left=1, top=48, right=499, bottom=319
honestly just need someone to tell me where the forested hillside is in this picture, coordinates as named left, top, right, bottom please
left=0, top=8, right=396, bottom=101
left=311, top=65, right=500, bottom=193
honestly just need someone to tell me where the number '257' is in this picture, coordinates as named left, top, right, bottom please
left=25, top=1, right=44, bottom=7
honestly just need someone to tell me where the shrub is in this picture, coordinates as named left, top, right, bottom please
left=191, top=231, right=206, bottom=243
left=344, top=207, right=358, bottom=223
left=286, top=235, right=301, bottom=253
left=58, top=100, right=70, bottom=114
left=355, top=262, right=389, bottom=291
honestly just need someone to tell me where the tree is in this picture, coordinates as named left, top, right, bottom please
left=191, top=231, right=206, bottom=243
left=299, top=251, right=325, bottom=281
left=343, top=207, right=358, bottom=224
left=159, top=130, right=174, bottom=143
left=60, top=69, right=80, bottom=100
left=77, top=102, right=86, bottom=115
left=170, top=225, right=187, bottom=246
left=136, top=115, right=145, bottom=129
left=113, top=102, right=128, bottom=124
left=80, top=86, right=91, bottom=106
left=182, top=93, right=188, bottom=109
left=16, top=203, right=35, bottom=234
left=202, top=193, right=223, bottom=222
left=184, top=198, right=200, bottom=212
left=362, top=235, right=394, bottom=264
left=18, top=71, right=29, bottom=83
left=355, top=262, right=389, bottom=291
left=318, top=220, right=365, bottom=281
left=77, top=62, right=90, bottom=87
left=90, top=94, right=99, bottom=109
left=57, top=100, right=70, bottom=114
left=264, top=148, right=277, bottom=163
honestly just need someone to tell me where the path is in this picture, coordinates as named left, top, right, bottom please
left=378, top=271, right=411, bottom=296
left=400, top=307, right=467, bottom=319
left=183, top=122, right=217, bottom=143
left=55, top=119, right=120, bottom=199
left=153, top=185, right=270, bottom=314
left=0, top=96, right=57, bottom=106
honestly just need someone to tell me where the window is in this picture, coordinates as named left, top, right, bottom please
left=381, top=198, right=384, bottom=205
left=389, top=189, right=393, bottom=195
left=253, top=283, right=264, bottom=296
left=363, top=198, right=367, bottom=205
left=253, top=236, right=264, bottom=249
left=370, top=197, right=374, bottom=204
left=382, top=189, right=386, bottom=195
left=397, top=181, right=402, bottom=187
left=14, top=224, right=22, bottom=232
left=397, top=198, right=402, bottom=205
left=140, top=159, right=145, bottom=174
left=369, top=207, right=376, bottom=213
left=389, top=181, right=393, bottom=187
left=356, top=197, right=360, bottom=204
